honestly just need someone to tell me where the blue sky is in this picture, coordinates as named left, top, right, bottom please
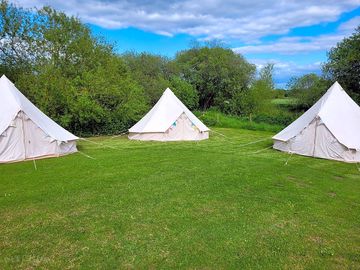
left=16, top=0, right=360, bottom=88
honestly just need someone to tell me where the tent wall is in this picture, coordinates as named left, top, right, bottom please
left=273, top=119, right=360, bottom=163
left=0, top=116, right=25, bottom=162
left=129, top=113, right=209, bottom=141
left=0, top=112, right=77, bottom=163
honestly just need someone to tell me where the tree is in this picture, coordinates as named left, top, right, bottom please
left=122, top=52, right=173, bottom=105
left=175, top=44, right=256, bottom=112
left=0, top=0, right=40, bottom=80
left=324, top=26, right=360, bottom=102
left=122, top=52, right=199, bottom=109
left=1, top=2, right=147, bottom=135
left=287, top=73, right=331, bottom=110
left=170, top=76, right=199, bottom=109
left=238, top=63, right=275, bottom=119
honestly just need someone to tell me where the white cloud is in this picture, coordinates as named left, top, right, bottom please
left=250, top=58, right=323, bottom=87
left=233, top=34, right=345, bottom=54
left=233, top=16, right=360, bottom=55
left=9, top=0, right=360, bottom=40
left=338, top=16, right=360, bottom=31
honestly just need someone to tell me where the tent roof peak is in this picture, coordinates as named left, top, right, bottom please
left=0, top=76, right=78, bottom=141
left=273, top=81, right=360, bottom=149
left=129, top=87, right=209, bottom=133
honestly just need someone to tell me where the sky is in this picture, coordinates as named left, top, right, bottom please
left=13, top=0, right=360, bottom=88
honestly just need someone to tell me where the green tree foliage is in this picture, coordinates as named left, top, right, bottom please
left=324, top=26, right=360, bottom=102
left=287, top=73, right=331, bottom=110
left=272, top=89, right=287, bottom=99
left=238, top=64, right=275, bottom=118
left=122, top=51, right=199, bottom=109
left=122, top=52, right=171, bottom=104
left=0, top=2, right=147, bottom=135
left=0, top=0, right=40, bottom=80
left=170, top=76, right=199, bottom=110
left=175, top=44, right=256, bottom=112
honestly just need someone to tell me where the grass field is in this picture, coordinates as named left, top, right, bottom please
left=1, top=128, right=359, bottom=269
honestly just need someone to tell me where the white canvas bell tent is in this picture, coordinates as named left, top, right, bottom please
left=0, top=75, right=78, bottom=163
left=129, top=88, right=210, bottom=141
left=273, top=81, right=360, bottom=163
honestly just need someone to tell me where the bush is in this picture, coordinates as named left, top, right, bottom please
left=287, top=74, right=331, bottom=110
left=253, top=113, right=296, bottom=126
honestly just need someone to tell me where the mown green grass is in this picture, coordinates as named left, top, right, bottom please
left=0, top=128, right=359, bottom=269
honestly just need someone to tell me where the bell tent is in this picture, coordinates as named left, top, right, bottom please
left=129, top=88, right=210, bottom=141
left=273, top=81, right=360, bottom=163
left=0, top=75, right=78, bottom=163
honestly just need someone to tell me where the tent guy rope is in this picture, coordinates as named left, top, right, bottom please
left=32, top=159, right=37, bottom=170
left=78, top=150, right=96, bottom=160
left=284, top=152, right=294, bottom=166
left=80, top=138, right=118, bottom=150
left=211, top=129, right=272, bottom=147
left=110, top=131, right=128, bottom=139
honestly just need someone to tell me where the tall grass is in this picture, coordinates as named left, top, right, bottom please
left=195, top=110, right=285, bottom=132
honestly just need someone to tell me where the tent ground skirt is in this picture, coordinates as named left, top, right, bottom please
left=129, top=113, right=209, bottom=141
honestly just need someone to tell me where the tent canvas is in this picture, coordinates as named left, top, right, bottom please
left=273, top=81, right=360, bottom=163
left=0, top=75, right=78, bottom=163
left=129, top=88, right=210, bottom=141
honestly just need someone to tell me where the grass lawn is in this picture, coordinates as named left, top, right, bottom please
left=0, top=128, right=359, bottom=269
